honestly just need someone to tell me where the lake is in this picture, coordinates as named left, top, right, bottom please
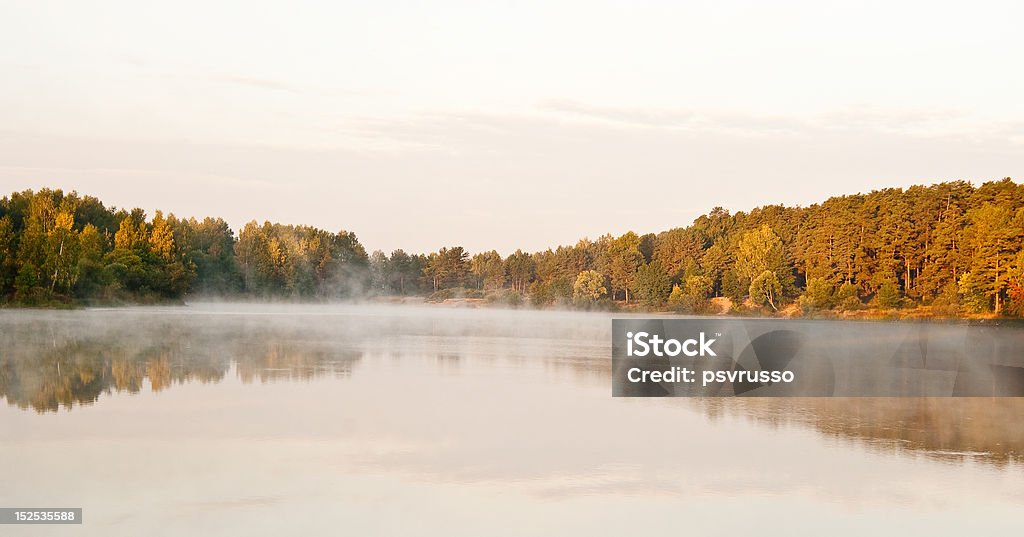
left=1, top=303, right=1023, bottom=535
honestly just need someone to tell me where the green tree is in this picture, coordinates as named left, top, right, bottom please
left=471, top=250, right=504, bottom=290
left=684, top=275, right=713, bottom=303
left=608, top=231, right=643, bottom=303
left=835, top=282, right=861, bottom=311
left=15, top=191, right=56, bottom=284
left=634, top=261, right=670, bottom=307
left=750, top=270, right=782, bottom=311
left=668, top=274, right=714, bottom=313
left=653, top=227, right=704, bottom=283
left=370, top=250, right=389, bottom=293
left=699, top=242, right=728, bottom=297
left=572, top=270, right=606, bottom=303
left=736, top=225, right=792, bottom=297
left=75, top=223, right=106, bottom=296
left=388, top=249, right=415, bottom=294
left=962, top=203, right=1021, bottom=313
left=667, top=284, right=686, bottom=311
left=424, top=246, right=470, bottom=291
left=875, top=280, right=903, bottom=309
left=15, top=262, right=38, bottom=299
left=179, top=217, right=242, bottom=295
left=504, top=249, right=535, bottom=293
left=799, top=277, right=834, bottom=311
left=235, top=221, right=368, bottom=298
left=235, top=221, right=275, bottom=294
left=958, top=271, right=989, bottom=313
left=0, top=216, right=16, bottom=295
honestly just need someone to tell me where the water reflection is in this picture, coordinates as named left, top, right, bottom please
left=697, top=398, right=1024, bottom=466
left=0, top=309, right=362, bottom=412
left=2, top=304, right=1023, bottom=470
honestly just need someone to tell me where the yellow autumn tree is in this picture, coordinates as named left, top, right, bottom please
left=44, top=211, right=80, bottom=292
left=149, top=211, right=176, bottom=262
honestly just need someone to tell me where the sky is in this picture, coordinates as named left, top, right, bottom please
left=1, top=0, right=1022, bottom=255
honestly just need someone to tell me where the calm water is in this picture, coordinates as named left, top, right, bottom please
left=1, top=303, right=1023, bottom=535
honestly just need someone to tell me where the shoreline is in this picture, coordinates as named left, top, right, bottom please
left=1, top=295, right=1016, bottom=324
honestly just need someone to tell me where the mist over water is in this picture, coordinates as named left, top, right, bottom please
left=2, top=303, right=1023, bottom=535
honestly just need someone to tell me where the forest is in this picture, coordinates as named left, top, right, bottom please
left=1, top=178, right=1023, bottom=317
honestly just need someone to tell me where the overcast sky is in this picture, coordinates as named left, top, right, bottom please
left=1, top=0, right=1022, bottom=255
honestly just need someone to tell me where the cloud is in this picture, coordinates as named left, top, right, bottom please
left=537, top=99, right=807, bottom=137
left=817, top=105, right=971, bottom=137
left=538, top=99, right=697, bottom=128
left=204, top=74, right=297, bottom=92
left=195, top=72, right=377, bottom=100
left=535, top=99, right=1016, bottom=141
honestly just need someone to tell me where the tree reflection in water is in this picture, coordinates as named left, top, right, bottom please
left=3, top=309, right=1022, bottom=468
left=0, top=314, right=361, bottom=412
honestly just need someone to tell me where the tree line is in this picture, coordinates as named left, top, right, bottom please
left=2, top=178, right=1023, bottom=316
